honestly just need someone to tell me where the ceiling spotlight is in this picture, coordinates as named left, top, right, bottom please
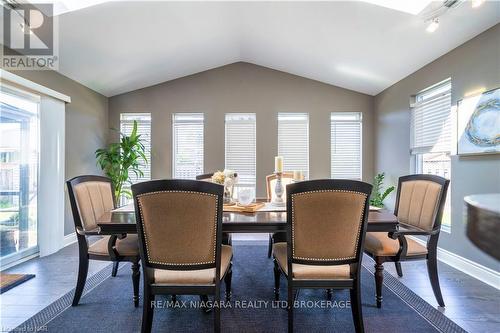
left=426, top=18, right=439, bottom=33
left=471, top=0, right=485, bottom=8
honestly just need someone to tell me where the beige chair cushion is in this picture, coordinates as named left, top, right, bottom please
left=364, top=232, right=428, bottom=257
left=292, top=190, right=367, bottom=262
left=74, top=181, right=114, bottom=231
left=273, top=243, right=351, bottom=280
left=148, top=245, right=232, bottom=285
left=137, top=191, right=218, bottom=266
left=88, top=235, right=139, bottom=257
left=397, top=180, right=442, bottom=231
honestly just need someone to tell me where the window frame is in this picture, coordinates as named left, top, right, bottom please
left=277, top=112, right=309, bottom=179
left=330, top=112, right=363, bottom=180
left=224, top=113, right=257, bottom=186
left=172, top=113, right=205, bottom=179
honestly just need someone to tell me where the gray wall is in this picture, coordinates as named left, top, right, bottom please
left=109, top=62, right=374, bottom=197
left=8, top=69, right=109, bottom=235
left=374, top=24, right=500, bottom=271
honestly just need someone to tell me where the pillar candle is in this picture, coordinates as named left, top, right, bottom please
left=275, top=156, right=283, bottom=173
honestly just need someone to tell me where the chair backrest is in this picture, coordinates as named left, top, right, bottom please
left=196, top=173, right=214, bottom=182
left=266, top=172, right=295, bottom=201
left=66, top=175, right=115, bottom=232
left=287, top=179, right=372, bottom=266
left=394, top=174, right=449, bottom=231
left=132, top=179, right=224, bottom=271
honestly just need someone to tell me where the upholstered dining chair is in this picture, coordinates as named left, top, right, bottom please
left=364, top=174, right=449, bottom=308
left=266, top=172, right=294, bottom=258
left=132, top=179, right=233, bottom=333
left=273, top=179, right=372, bottom=333
left=66, top=175, right=140, bottom=307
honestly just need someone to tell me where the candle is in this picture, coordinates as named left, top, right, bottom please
left=275, top=156, right=283, bottom=173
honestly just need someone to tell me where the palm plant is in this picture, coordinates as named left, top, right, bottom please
left=370, top=172, right=395, bottom=208
left=95, top=121, right=147, bottom=202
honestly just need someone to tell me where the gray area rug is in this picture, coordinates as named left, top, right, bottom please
left=15, top=244, right=467, bottom=332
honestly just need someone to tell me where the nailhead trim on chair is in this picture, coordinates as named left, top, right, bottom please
left=291, top=189, right=367, bottom=261
left=137, top=190, right=218, bottom=266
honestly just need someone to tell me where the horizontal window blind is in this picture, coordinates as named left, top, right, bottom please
left=173, top=113, right=204, bottom=179
left=120, top=113, right=151, bottom=183
left=331, top=112, right=362, bottom=180
left=225, top=113, right=256, bottom=185
left=411, top=79, right=452, bottom=154
left=278, top=113, right=309, bottom=179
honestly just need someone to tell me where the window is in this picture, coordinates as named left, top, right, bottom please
left=331, top=112, right=362, bottom=180
left=411, top=79, right=452, bottom=230
left=278, top=113, right=309, bottom=179
left=120, top=113, right=151, bottom=183
left=172, top=113, right=204, bottom=179
left=225, top=113, right=256, bottom=186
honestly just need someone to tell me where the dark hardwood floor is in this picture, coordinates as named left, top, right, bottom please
left=1, top=237, right=499, bottom=332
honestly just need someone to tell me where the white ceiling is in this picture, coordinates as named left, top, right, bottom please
left=49, top=1, right=500, bottom=97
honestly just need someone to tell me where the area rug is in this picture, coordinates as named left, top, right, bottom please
left=15, top=244, right=466, bottom=332
left=0, top=273, right=35, bottom=294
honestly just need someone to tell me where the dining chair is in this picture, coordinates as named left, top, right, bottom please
left=132, top=179, right=232, bottom=333
left=66, top=175, right=140, bottom=307
left=273, top=179, right=372, bottom=333
left=266, top=172, right=294, bottom=258
left=364, top=174, right=449, bottom=308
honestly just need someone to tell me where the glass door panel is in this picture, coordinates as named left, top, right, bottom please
left=0, top=87, right=39, bottom=264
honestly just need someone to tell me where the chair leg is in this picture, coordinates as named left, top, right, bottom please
left=132, top=260, right=141, bottom=307
left=350, top=280, right=365, bottom=333
left=268, top=234, right=273, bottom=258
left=273, top=259, right=280, bottom=301
left=427, top=254, right=445, bottom=307
left=214, top=285, right=221, bottom=333
left=111, top=261, right=119, bottom=277
left=200, top=295, right=212, bottom=313
left=326, top=289, right=332, bottom=300
left=72, top=252, right=89, bottom=306
left=141, top=286, right=154, bottom=333
left=374, top=258, right=384, bottom=308
left=395, top=261, right=403, bottom=277
left=224, top=265, right=233, bottom=301
left=287, top=286, right=294, bottom=332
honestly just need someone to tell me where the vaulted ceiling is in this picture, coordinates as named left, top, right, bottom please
left=44, top=1, right=500, bottom=96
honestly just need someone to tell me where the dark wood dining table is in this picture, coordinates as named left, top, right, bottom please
left=96, top=201, right=399, bottom=307
left=96, top=202, right=398, bottom=235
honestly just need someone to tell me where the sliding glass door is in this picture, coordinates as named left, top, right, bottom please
left=0, top=86, right=40, bottom=266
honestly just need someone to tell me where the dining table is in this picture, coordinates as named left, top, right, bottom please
left=96, top=200, right=399, bottom=307
left=97, top=201, right=398, bottom=234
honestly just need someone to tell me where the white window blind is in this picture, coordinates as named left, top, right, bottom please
left=225, top=113, right=256, bottom=185
left=411, top=79, right=452, bottom=154
left=120, top=113, right=151, bottom=183
left=278, top=113, right=309, bottom=179
left=331, top=112, right=362, bottom=180
left=172, top=113, right=204, bottom=179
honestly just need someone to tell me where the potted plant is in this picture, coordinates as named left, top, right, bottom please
left=370, top=172, right=395, bottom=208
left=95, top=121, right=147, bottom=204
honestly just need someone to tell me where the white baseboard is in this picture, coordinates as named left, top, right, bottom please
left=410, top=236, right=500, bottom=290
left=63, top=232, right=77, bottom=247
